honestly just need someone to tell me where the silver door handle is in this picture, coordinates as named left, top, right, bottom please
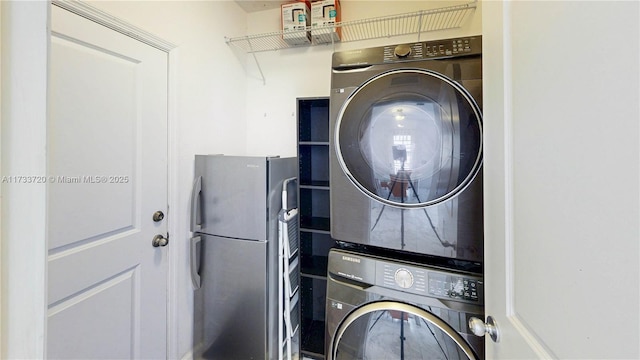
left=152, top=234, right=169, bottom=247
left=190, top=176, right=202, bottom=232
left=469, top=316, right=499, bottom=343
left=190, top=236, right=202, bottom=289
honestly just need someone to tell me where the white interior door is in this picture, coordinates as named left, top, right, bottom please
left=47, top=5, right=169, bottom=359
left=483, top=1, right=639, bottom=358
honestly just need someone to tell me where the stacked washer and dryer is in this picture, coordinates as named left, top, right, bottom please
left=326, top=36, right=485, bottom=360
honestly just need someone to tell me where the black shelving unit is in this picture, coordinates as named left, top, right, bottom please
left=297, top=97, right=336, bottom=359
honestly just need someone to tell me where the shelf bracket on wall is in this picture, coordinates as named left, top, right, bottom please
left=252, top=53, right=266, bottom=85
left=248, top=40, right=267, bottom=85
left=230, top=36, right=267, bottom=85
left=226, top=35, right=268, bottom=85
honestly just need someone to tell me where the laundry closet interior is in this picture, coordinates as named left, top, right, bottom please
left=221, top=1, right=485, bottom=359
left=6, top=1, right=638, bottom=360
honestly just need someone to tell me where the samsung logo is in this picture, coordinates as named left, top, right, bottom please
left=246, top=164, right=260, bottom=168
left=342, top=255, right=361, bottom=263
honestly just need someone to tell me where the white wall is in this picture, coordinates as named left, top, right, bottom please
left=243, top=0, right=483, bottom=157
left=82, top=1, right=249, bottom=357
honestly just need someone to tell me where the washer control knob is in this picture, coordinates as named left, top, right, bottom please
left=394, top=44, right=412, bottom=58
left=394, top=268, right=414, bottom=289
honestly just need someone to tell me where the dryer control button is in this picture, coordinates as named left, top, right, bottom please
left=394, top=44, right=412, bottom=58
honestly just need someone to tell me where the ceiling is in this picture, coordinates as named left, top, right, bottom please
left=234, top=1, right=289, bottom=13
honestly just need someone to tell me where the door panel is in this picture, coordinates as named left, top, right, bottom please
left=47, top=269, right=138, bottom=359
left=48, top=33, right=137, bottom=249
left=48, top=6, right=168, bottom=359
left=483, top=1, right=639, bottom=358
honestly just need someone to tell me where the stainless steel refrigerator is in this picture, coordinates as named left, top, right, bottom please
left=190, top=155, right=297, bottom=360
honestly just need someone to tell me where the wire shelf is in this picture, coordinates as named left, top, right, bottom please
left=226, top=1, right=477, bottom=53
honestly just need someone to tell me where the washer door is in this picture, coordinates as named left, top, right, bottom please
left=329, top=301, right=479, bottom=360
left=335, top=69, right=482, bottom=208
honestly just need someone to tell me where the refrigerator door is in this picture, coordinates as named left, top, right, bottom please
left=199, top=233, right=270, bottom=359
left=195, top=155, right=269, bottom=240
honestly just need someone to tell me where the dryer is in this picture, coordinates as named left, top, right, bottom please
left=329, top=36, right=483, bottom=263
left=325, top=247, right=484, bottom=360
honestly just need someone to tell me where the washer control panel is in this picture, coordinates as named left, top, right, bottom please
left=328, top=248, right=483, bottom=305
left=427, top=272, right=479, bottom=302
left=376, top=260, right=483, bottom=304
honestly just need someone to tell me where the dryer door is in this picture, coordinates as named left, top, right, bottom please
left=329, top=301, right=480, bottom=360
left=335, top=69, right=482, bottom=208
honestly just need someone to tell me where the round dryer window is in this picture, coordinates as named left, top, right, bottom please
left=329, top=301, right=480, bottom=360
left=335, top=69, right=482, bottom=208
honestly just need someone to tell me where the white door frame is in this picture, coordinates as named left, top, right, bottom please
left=0, top=1, right=179, bottom=358
left=1, top=2, right=48, bottom=358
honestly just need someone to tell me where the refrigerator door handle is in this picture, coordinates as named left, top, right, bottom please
left=190, top=235, right=202, bottom=289
left=190, top=176, right=202, bottom=232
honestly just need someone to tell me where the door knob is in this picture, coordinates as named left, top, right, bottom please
left=152, top=234, right=169, bottom=247
left=152, top=210, right=165, bottom=222
left=469, top=316, right=500, bottom=343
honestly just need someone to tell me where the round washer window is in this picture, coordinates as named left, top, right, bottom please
left=330, top=301, right=479, bottom=360
left=335, top=69, right=482, bottom=208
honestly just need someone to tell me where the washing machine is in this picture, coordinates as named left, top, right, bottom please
left=325, top=247, right=484, bottom=360
left=329, top=36, right=483, bottom=264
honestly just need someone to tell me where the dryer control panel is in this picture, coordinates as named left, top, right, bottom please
left=332, top=36, right=481, bottom=68
left=382, top=36, right=481, bottom=62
